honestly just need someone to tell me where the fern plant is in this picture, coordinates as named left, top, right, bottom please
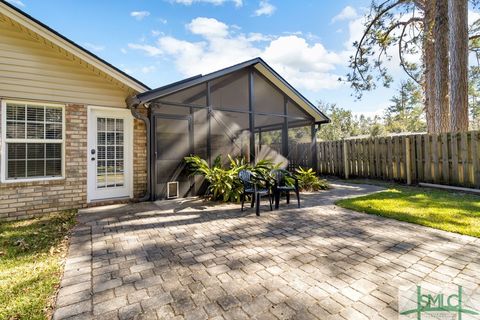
left=184, top=155, right=283, bottom=202
left=294, top=167, right=329, bottom=191
left=184, top=155, right=247, bottom=202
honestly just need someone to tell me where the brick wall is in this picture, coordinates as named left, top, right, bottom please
left=133, top=106, right=147, bottom=198
left=0, top=104, right=148, bottom=221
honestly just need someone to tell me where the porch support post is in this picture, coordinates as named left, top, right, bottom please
left=258, top=128, right=262, bottom=147
left=248, top=69, right=255, bottom=162
left=206, top=81, right=212, bottom=166
left=282, top=96, right=289, bottom=159
left=150, top=112, right=156, bottom=200
left=311, top=123, right=318, bottom=172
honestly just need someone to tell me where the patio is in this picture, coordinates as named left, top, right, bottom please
left=53, top=182, right=480, bottom=320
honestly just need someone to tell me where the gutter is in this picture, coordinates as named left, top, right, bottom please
left=316, top=118, right=331, bottom=125
left=126, top=96, right=151, bottom=201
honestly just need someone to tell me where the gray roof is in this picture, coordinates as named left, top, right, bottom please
left=133, top=58, right=330, bottom=124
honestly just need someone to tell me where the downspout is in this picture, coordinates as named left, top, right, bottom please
left=126, top=96, right=151, bottom=201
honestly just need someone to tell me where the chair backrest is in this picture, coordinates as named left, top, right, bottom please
left=271, top=169, right=287, bottom=186
left=238, top=170, right=253, bottom=189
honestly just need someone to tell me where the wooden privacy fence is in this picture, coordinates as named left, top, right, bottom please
left=288, top=131, right=480, bottom=189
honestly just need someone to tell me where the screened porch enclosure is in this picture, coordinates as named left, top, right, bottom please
left=150, top=68, right=318, bottom=200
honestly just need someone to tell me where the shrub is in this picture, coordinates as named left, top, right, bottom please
left=184, top=155, right=246, bottom=202
left=184, top=155, right=283, bottom=202
left=184, top=155, right=327, bottom=201
left=294, top=167, right=329, bottom=191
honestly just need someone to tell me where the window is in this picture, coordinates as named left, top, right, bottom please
left=2, top=101, right=64, bottom=181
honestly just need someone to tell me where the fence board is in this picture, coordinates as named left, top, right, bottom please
left=306, top=131, right=479, bottom=189
left=410, top=135, right=417, bottom=183
left=424, top=135, right=431, bottom=182
left=386, top=137, right=392, bottom=180
left=441, top=133, right=449, bottom=184
left=374, top=138, right=380, bottom=178
left=432, top=134, right=439, bottom=183
left=460, top=132, right=468, bottom=186
left=473, top=132, right=480, bottom=188
left=415, top=135, right=423, bottom=181
left=451, top=133, right=459, bottom=185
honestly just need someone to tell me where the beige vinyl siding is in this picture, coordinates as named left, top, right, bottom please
left=0, top=14, right=133, bottom=107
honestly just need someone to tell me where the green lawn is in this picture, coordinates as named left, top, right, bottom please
left=336, top=185, right=480, bottom=238
left=0, top=211, right=76, bottom=320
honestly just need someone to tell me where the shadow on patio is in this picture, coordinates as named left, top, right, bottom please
left=55, top=182, right=480, bottom=320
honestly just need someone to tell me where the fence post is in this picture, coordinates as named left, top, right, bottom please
left=311, top=124, right=318, bottom=172
left=343, top=140, right=349, bottom=179
left=405, top=137, right=412, bottom=185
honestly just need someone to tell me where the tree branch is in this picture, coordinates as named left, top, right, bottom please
left=376, top=17, right=422, bottom=76
left=353, top=0, right=406, bottom=82
left=399, top=20, right=422, bottom=85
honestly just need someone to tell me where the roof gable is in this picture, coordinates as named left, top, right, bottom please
left=0, top=0, right=149, bottom=93
left=134, top=58, right=329, bottom=123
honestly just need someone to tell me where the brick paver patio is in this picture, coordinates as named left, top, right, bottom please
left=53, top=182, right=480, bottom=320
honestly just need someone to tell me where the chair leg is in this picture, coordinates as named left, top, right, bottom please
left=251, top=194, right=255, bottom=208
left=274, top=191, right=280, bottom=209
left=296, top=189, right=300, bottom=208
left=286, top=191, right=290, bottom=204
left=241, top=194, right=245, bottom=212
left=255, top=193, right=260, bottom=216
left=268, top=192, right=273, bottom=211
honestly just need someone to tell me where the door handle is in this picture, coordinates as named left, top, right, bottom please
left=91, top=157, right=96, bottom=161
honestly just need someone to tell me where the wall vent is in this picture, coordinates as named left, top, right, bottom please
left=166, top=181, right=179, bottom=199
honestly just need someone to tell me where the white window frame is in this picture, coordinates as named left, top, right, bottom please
left=1, top=99, right=66, bottom=183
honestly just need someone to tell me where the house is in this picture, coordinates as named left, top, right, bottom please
left=0, top=1, right=329, bottom=220
left=0, top=0, right=149, bottom=220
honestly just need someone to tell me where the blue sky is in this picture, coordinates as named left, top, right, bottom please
left=8, top=0, right=412, bottom=116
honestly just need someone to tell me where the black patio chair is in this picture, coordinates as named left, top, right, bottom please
left=271, top=169, right=300, bottom=209
left=238, top=169, right=272, bottom=216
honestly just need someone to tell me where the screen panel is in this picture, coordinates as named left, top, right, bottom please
left=159, top=83, right=207, bottom=106
left=210, top=110, right=250, bottom=162
left=154, top=116, right=193, bottom=199
left=288, top=125, right=312, bottom=168
left=254, top=72, right=285, bottom=115
left=210, top=70, right=249, bottom=112
left=287, top=99, right=313, bottom=121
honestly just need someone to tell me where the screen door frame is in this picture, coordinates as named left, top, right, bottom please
left=152, top=113, right=194, bottom=200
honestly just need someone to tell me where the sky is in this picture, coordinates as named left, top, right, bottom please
left=3, top=0, right=457, bottom=117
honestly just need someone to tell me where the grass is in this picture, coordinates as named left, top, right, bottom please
left=0, top=211, right=76, bottom=320
left=335, top=184, right=480, bottom=238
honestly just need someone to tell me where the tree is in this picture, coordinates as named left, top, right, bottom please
left=384, top=80, right=426, bottom=132
left=423, top=0, right=436, bottom=133
left=317, top=102, right=386, bottom=141
left=434, top=0, right=450, bottom=132
left=346, top=1, right=424, bottom=98
left=468, top=66, right=480, bottom=129
left=317, top=103, right=357, bottom=141
left=345, top=0, right=474, bottom=133
left=449, top=0, right=469, bottom=132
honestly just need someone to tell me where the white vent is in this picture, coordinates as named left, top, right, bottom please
left=167, top=181, right=179, bottom=199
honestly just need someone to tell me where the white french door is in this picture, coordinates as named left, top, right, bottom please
left=87, top=107, right=133, bottom=202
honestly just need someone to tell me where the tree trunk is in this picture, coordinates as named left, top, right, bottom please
left=423, top=0, right=436, bottom=133
left=448, top=0, right=469, bottom=132
left=434, top=0, right=450, bottom=132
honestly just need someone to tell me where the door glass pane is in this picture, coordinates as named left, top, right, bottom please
left=96, top=117, right=125, bottom=189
